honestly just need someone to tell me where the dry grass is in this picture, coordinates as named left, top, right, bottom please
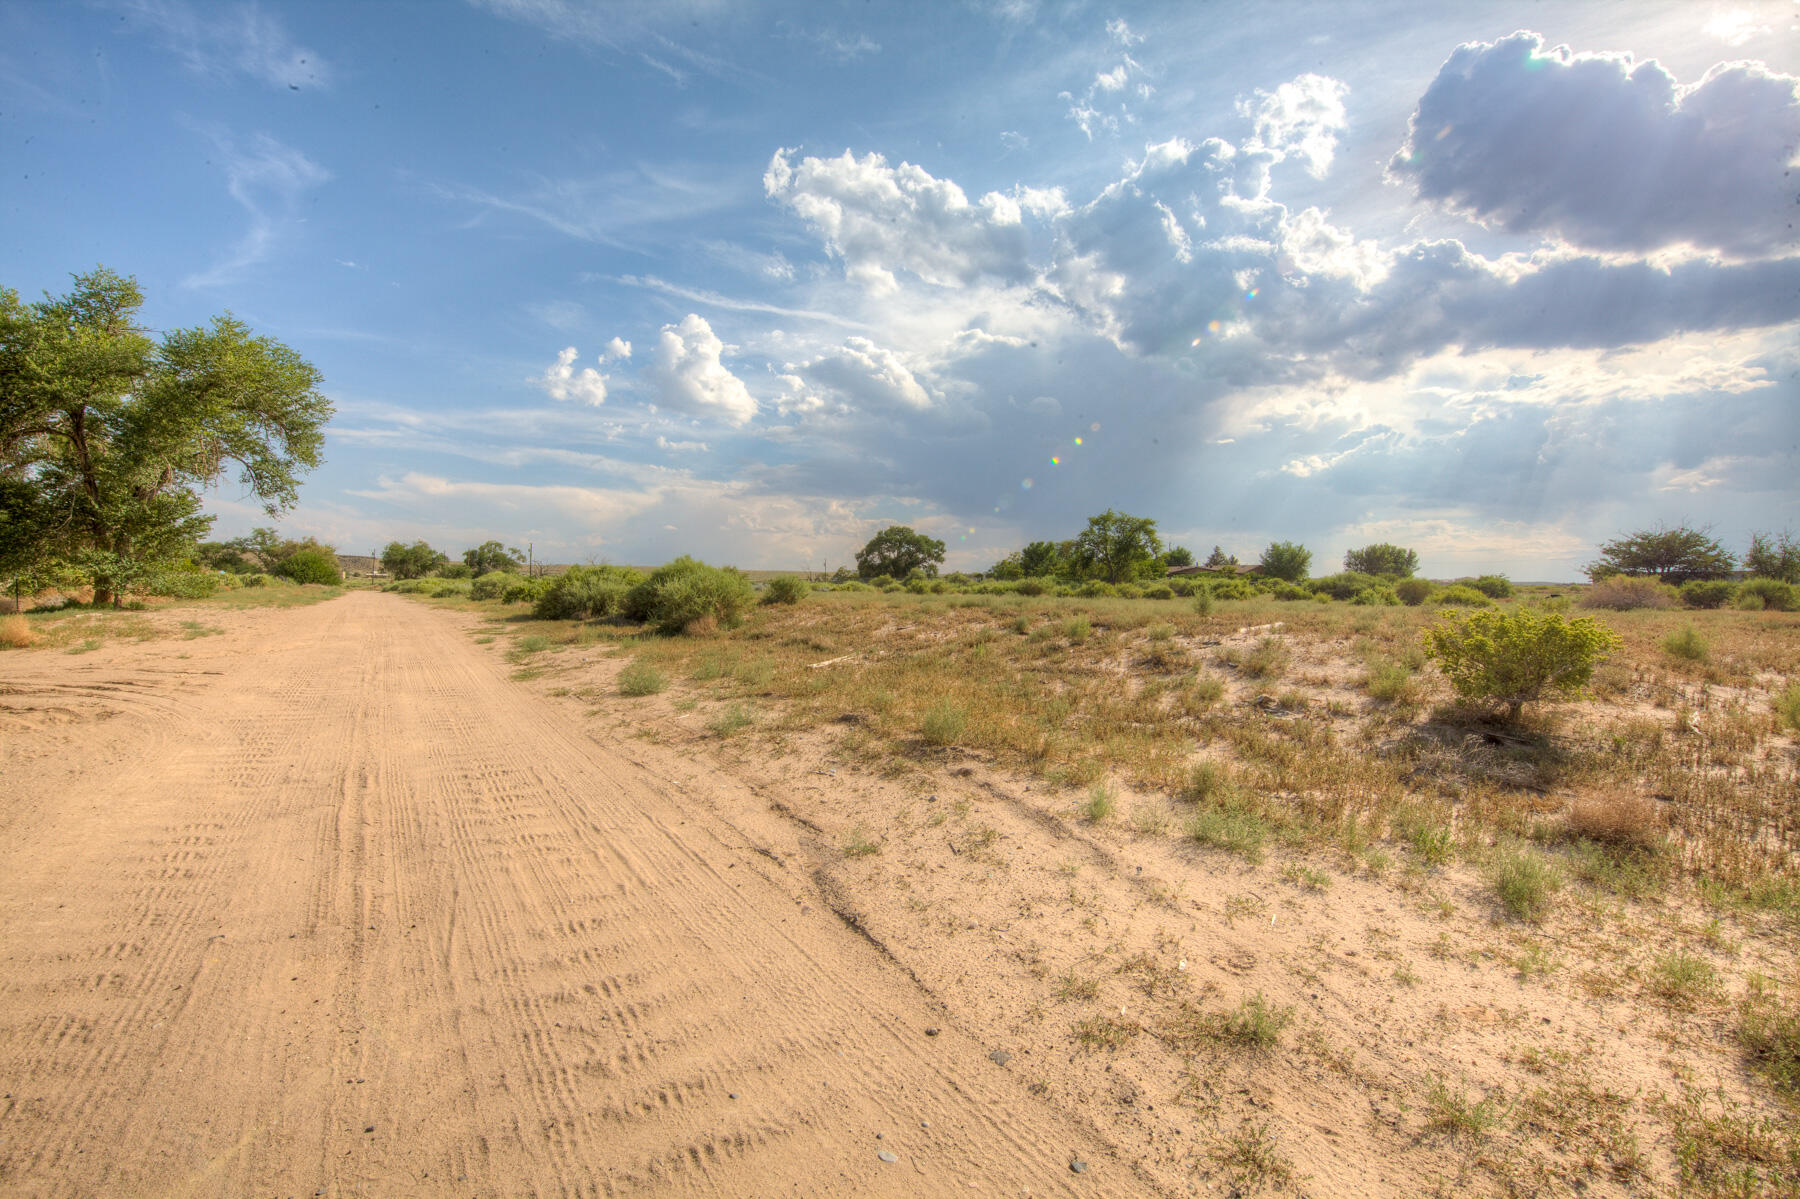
left=0, top=613, right=34, bottom=648
left=1566, top=787, right=1666, bottom=852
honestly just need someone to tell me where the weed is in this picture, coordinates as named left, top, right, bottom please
left=1207, top=1120, right=1293, bottom=1190
left=1510, top=942, right=1559, bottom=980
left=1663, top=624, right=1709, bottom=662
left=1072, top=1015, right=1138, bottom=1050
left=1396, top=809, right=1455, bottom=867
left=1240, top=636, right=1289, bottom=679
left=843, top=825, right=880, bottom=857
left=66, top=637, right=102, bottom=654
left=1054, top=972, right=1100, bottom=1002
left=1146, top=622, right=1175, bottom=641
left=1280, top=863, right=1330, bottom=890
left=1083, top=782, right=1116, bottom=822
left=1649, top=951, right=1720, bottom=1009
left=1776, top=682, right=1800, bottom=734
left=707, top=702, right=753, bottom=737
left=516, top=634, right=553, bottom=654
left=1738, top=973, right=1800, bottom=1095
left=920, top=700, right=967, bottom=746
left=1426, top=1076, right=1505, bottom=1141
left=1062, top=616, right=1091, bottom=643
left=617, top=660, right=667, bottom=696
left=1, top=614, right=35, bottom=648
left=1490, top=843, right=1562, bottom=922
left=1187, top=801, right=1270, bottom=863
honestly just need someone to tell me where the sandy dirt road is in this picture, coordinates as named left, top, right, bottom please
left=0, top=592, right=1138, bottom=1198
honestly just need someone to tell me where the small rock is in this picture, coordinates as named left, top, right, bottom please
left=988, top=1049, right=1012, bottom=1066
left=927, top=794, right=938, bottom=802
left=876, top=1132, right=884, bottom=1139
left=925, top=1027, right=940, bottom=1036
left=921, top=1121, right=930, bottom=1129
left=878, top=1150, right=898, bottom=1163
left=364, top=1126, right=375, bottom=1134
left=728, top=1093, right=739, bottom=1099
left=1070, top=1160, right=1088, bottom=1173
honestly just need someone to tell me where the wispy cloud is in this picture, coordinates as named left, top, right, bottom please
left=183, top=129, right=330, bottom=288
left=434, top=163, right=744, bottom=249
left=119, top=0, right=331, bottom=90
left=468, top=0, right=754, bottom=85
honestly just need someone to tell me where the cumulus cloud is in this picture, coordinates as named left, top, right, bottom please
left=1390, top=31, right=1800, bottom=256
left=648, top=314, right=757, bottom=425
left=1059, top=27, right=1151, bottom=140
left=793, top=337, right=934, bottom=412
left=535, top=346, right=610, bottom=406
left=1240, top=74, right=1350, bottom=178
left=604, top=337, right=632, bottom=360
left=764, top=148, right=1051, bottom=293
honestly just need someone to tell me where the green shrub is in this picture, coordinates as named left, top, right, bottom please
left=1268, top=581, right=1311, bottom=602
left=501, top=577, right=547, bottom=604
left=469, top=573, right=508, bottom=601
left=1063, top=616, right=1092, bottom=643
left=1662, top=625, right=1708, bottom=662
left=1468, top=574, right=1513, bottom=599
left=428, top=580, right=468, bottom=598
left=1014, top=577, right=1050, bottom=596
left=623, top=557, right=756, bottom=634
left=1679, top=579, right=1737, bottom=609
left=1737, top=577, right=1799, bottom=612
left=1776, top=683, right=1800, bottom=734
left=1188, top=796, right=1271, bottom=862
left=1578, top=576, right=1679, bottom=610
left=144, top=570, right=220, bottom=599
left=1078, top=580, right=1118, bottom=598
left=1394, top=578, right=1435, bottom=606
left=1490, top=843, right=1562, bottom=922
left=534, top=564, right=641, bottom=620
left=617, top=660, right=667, bottom=696
left=1193, top=590, right=1215, bottom=617
left=1307, top=572, right=1383, bottom=601
left=1351, top=585, right=1400, bottom=606
left=1166, top=577, right=1197, bottom=597
left=1200, top=576, right=1257, bottom=601
left=278, top=548, right=343, bottom=585
left=1435, top=585, right=1492, bottom=607
left=762, top=575, right=809, bottom=605
left=1423, top=608, right=1622, bottom=722
left=1142, top=584, right=1174, bottom=600
left=834, top=580, right=874, bottom=592
left=1739, top=974, right=1800, bottom=1095
left=242, top=572, right=275, bottom=588
left=436, top=562, right=472, bottom=579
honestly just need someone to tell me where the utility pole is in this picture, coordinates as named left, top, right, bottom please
left=529, top=542, right=534, bottom=578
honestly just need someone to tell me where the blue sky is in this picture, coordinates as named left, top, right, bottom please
left=4, top=0, right=1796, bottom=579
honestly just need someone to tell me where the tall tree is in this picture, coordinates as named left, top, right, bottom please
left=855, top=525, right=946, bottom=579
left=1073, top=509, right=1162, bottom=583
left=1586, top=524, right=1735, bottom=584
left=1163, top=545, right=1194, bottom=568
left=2, top=268, right=330, bottom=604
left=464, top=539, right=525, bottom=575
left=381, top=539, right=447, bottom=580
left=1743, top=530, right=1800, bottom=583
left=1343, top=543, right=1420, bottom=577
left=1203, top=545, right=1238, bottom=568
left=1259, top=541, right=1312, bottom=582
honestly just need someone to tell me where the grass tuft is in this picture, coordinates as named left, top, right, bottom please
left=617, top=660, right=667, bottom=696
left=1490, top=842, right=1562, bottom=922
left=920, top=700, right=968, bottom=746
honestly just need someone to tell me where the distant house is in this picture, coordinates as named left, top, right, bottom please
left=1167, top=563, right=1265, bottom=577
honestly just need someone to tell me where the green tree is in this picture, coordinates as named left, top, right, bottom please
left=1, top=268, right=330, bottom=604
left=1258, top=541, right=1312, bottom=582
left=464, top=539, right=525, bottom=575
left=1164, top=544, right=1194, bottom=568
left=1343, top=543, right=1420, bottom=577
left=277, top=547, right=342, bottom=585
left=1073, top=509, right=1162, bottom=583
left=1743, top=530, right=1800, bottom=583
left=855, top=525, right=946, bottom=580
left=1423, top=609, right=1621, bottom=723
left=1203, top=545, right=1238, bottom=568
left=1586, top=524, right=1734, bottom=584
left=381, top=539, right=446, bottom=580
left=1018, top=540, right=1063, bottom=578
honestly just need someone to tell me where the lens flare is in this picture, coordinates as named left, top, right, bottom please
left=1244, top=287, right=1259, bottom=300
left=1021, top=478, right=1034, bottom=490
left=1050, top=456, right=1060, bottom=465
left=1208, top=319, right=1221, bottom=333
left=1073, top=436, right=1083, bottom=446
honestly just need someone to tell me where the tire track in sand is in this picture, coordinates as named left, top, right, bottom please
left=0, top=592, right=1155, bottom=1197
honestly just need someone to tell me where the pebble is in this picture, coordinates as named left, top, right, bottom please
left=728, top=1093, right=739, bottom=1100
left=925, top=1027, right=940, bottom=1036
left=921, top=1121, right=930, bottom=1129
left=1070, top=1160, right=1088, bottom=1174
left=988, top=1049, right=1012, bottom=1066
left=878, top=1150, right=898, bottom=1163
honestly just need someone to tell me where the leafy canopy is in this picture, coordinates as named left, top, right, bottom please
left=1072, top=509, right=1162, bottom=583
left=1423, top=609, right=1621, bottom=723
left=1343, top=543, right=1419, bottom=578
left=1, top=267, right=330, bottom=602
left=1743, top=530, right=1800, bottom=583
left=856, top=525, right=946, bottom=580
left=381, top=539, right=447, bottom=580
left=1258, top=541, right=1312, bottom=582
left=1586, top=524, right=1734, bottom=584
left=464, top=539, right=525, bottom=575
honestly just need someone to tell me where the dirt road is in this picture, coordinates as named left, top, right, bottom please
left=0, top=592, right=1131, bottom=1197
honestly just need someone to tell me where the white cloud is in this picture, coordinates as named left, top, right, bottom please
left=655, top=435, right=710, bottom=453
left=648, top=314, right=757, bottom=425
left=1702, top=10, right=1772, bottom=46
left=1240, top=74, right=1350, bottom=178
left=604, top=337, right=632, bottom=360
left=764, top=148, right=1041, bottom=293
left=124, top=0, right=331, bottom=90
left=1390, top=31, right=1800, bottom=256
left=183, top=130, right=330, bottom=288
left=534, top=346, right=610, bottom=406
left=794, top=337, right=934, bottom=412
